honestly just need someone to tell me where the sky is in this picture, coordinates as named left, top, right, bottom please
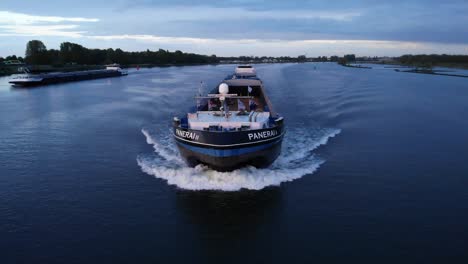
left=1, top=0, right=468, bottom=57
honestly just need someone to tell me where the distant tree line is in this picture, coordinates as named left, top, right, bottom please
left=0, top=55, right=25, bottom=63
left=313, top=56, right=329, bottom=62
left=219, top=55, right=336, bottom=63
left=22, top=40, right=220, bottom=66
left=218, top=55, right=306, bottom=63
left=0, top=55, right=25, bottom=75
left=336, top=54, right=357, bottom=65
left=7, top=40, right=468, bottom=69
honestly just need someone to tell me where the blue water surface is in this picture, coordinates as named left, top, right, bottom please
left=1, top=63, right=467, bottom=263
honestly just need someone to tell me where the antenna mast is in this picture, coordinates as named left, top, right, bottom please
left=196, top=81, right=204, bottom=111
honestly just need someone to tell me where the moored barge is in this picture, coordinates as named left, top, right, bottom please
left=9, top=64, right=127, bottom=87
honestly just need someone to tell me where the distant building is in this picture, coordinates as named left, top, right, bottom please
left=377, top=57, right=393, bottom=63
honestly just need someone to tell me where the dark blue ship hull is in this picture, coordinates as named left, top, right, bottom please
left=9, top=69, right=126, bottom=87
left=173, top=125, right=284, bottom=171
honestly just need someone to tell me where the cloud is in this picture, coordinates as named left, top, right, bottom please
left=152, top=7, right=362, bottom=22
left=89, top=34, right=258, bottom=44
left=0, top=11, right=98, bottom=38
left=0, top=11, right=99, bottom=24
left=0, top=25, right=85, bottom=38
left=1, top=6, right=467, bottom=56
left=106, top=6, right=361, bottom=23
left=89, top=34, right=424, bottom=49
left=88, top=34, right=468, bottom=56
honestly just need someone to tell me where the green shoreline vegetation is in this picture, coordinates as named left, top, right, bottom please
left=1, top=40, right=468, bottom=76
left=337, top=54, right=468, bottom=77
left=338, top=54, right=468, bottom=69
left=0, top=40, right=220, bottom=76
left=0, top=40, right=309, bottom=76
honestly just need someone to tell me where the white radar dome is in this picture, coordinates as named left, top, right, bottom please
left=219, top=83, right=229, bottom=95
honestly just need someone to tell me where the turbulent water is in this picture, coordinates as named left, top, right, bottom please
left=132, top=64, right=341, bottom=191
left=1, top=63, right=468, bottom=263
left=137, top=127, right=340, bottom=191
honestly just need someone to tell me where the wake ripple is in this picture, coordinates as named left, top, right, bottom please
left=137, top=126, right=340, bottom=191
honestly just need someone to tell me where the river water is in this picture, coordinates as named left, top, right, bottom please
left=1, top=63, right=467, bottom=263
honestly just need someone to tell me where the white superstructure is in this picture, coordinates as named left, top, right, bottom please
left=106, top=64, right=128, bottom=75
left=235, top=65, right=256, bottom=76
left=188, top=111, right=270, bottom=130
left=187, top=65, right=277, bottom=131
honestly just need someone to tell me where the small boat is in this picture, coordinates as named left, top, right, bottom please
left=173, top=65, right=285, bottom=171
left=9, top=64, right=127, bottom=87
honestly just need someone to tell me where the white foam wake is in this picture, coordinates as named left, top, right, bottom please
left=137, top=126, right=340, bottom=191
